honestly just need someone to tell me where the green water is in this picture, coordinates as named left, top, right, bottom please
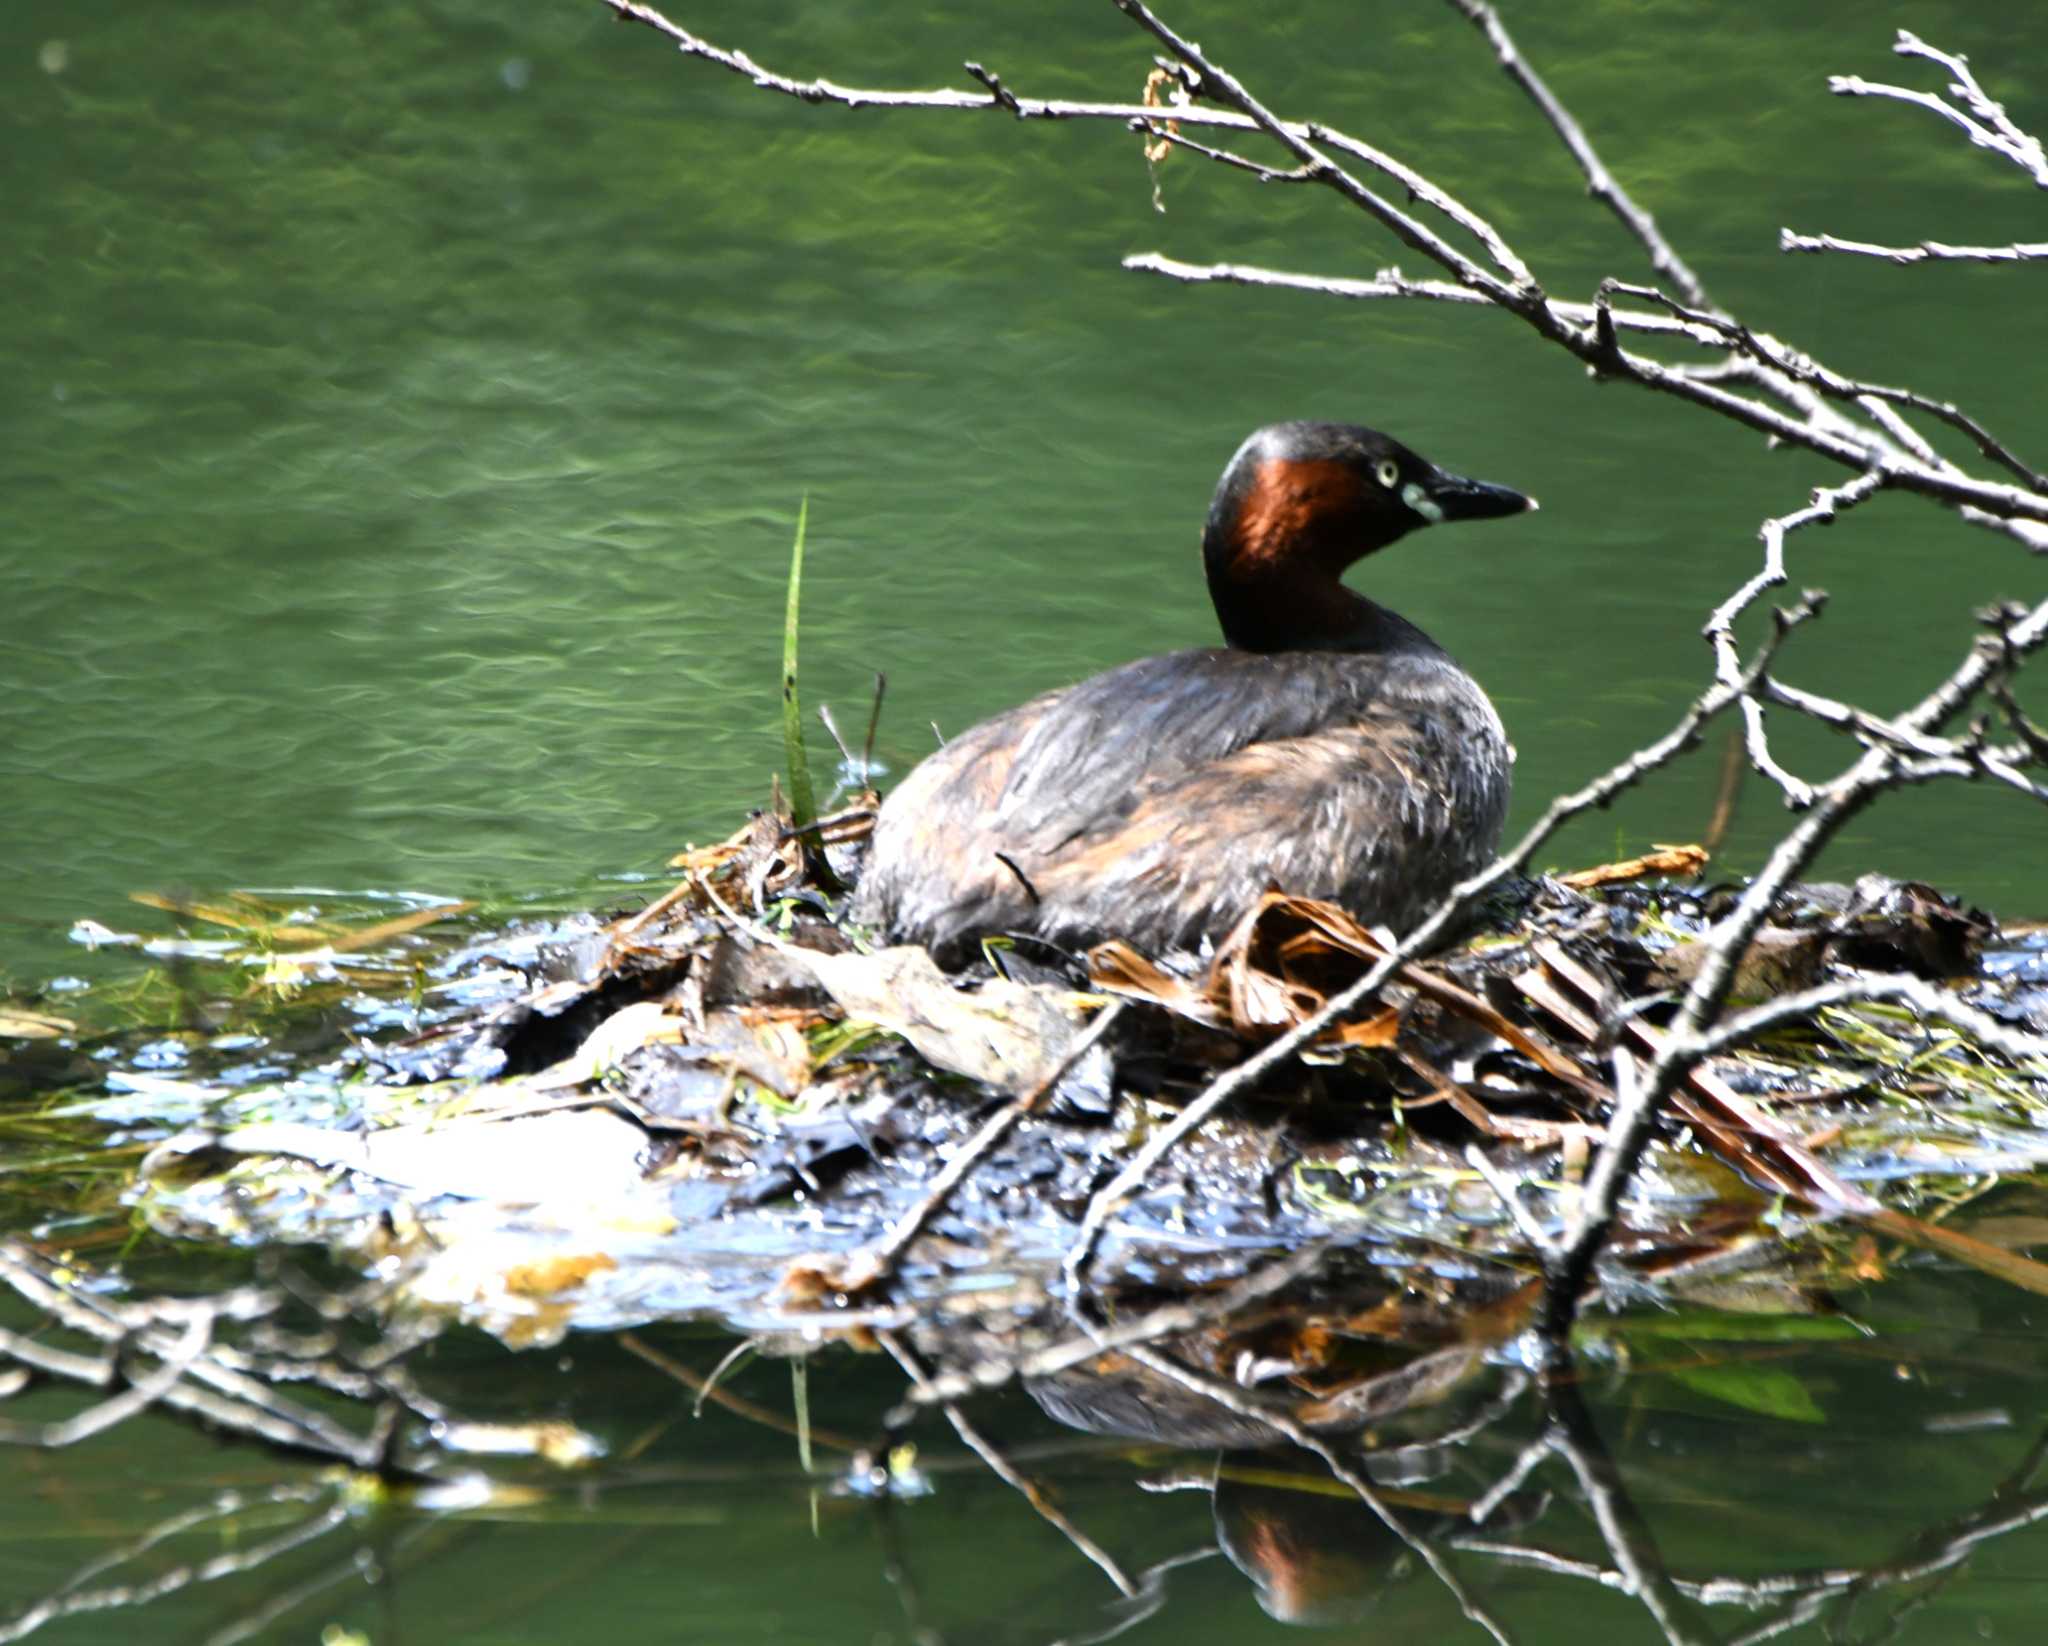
left=7, top=1268, right=2048, bottom=1643
left=5, top=0, right=2048, bottom=1639
left=5, top=0, right=2045, bottom=988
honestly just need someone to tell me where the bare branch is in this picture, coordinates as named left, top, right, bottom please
left=1541, top=596, right=2048, bottom=1336
left=594, top=2, right=2048, bottom=525
left=1464, top=1143, right=1558, bottom=1254
left=880, top=1331, right=1139, bottom=1599
left=829, top=1000, right=1127, bottom=1293
left=1123, top=251, right=1489, bottom=306
left=1781, top=229, right=2048, bottom=264
left=1141, top=122, right=1322, bottom=184
left=1692, top=974, right=2048, bottom=1068
left=1991, top=677, right=2048, bottom=763
left=595, top=0, right=1540, bottom=295
left=1601, top=279, right=2048, bottom=493
left=1104, top=0, right=1536, bottom=301
left=1442, top=0, right=1712, bottom=309
left=1701, top=473, right=1885, bottom=811
left=1906, top=597, right=2048, bottom=734
left=1063, top=595, right=1824, bottom=1291
left=893, top=1243, right=1332, bottom=1415
left=1831, top=30, right=2048, bottom=187
left=1113, top=1342, right=1528, bottom=1646
left=1125, top=254, right=1739, bottom=347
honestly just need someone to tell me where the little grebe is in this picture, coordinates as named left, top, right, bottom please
left=851, top=422, right=1535, bottom=963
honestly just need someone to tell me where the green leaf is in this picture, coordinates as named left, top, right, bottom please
left=781, top=495, right=818, bottom=832
left=1665, top=1363, right=1826, bottom=1423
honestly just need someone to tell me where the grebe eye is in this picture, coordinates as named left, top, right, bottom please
left=1375, top=459, right=1399, bottom=489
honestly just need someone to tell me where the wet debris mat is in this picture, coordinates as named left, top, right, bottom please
left=9, top=802, right=2048, bottom=1366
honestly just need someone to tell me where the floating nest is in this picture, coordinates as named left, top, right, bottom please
left=8, top=790, right=2043, bottom=1436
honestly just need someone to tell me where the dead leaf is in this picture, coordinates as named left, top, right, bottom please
left=1864, top=1206, right=2048, bottom=1300
left=530, top=1002, right=690, bottom=1091
left=1653, top=925, right=1827, bottom=997
left=326, top=902, right=474, bottom=954
left=1088, top=941, right=1229, bottom=1027
left=1329, top=1008, right=1402, bottom=1048
left=129, top=890, right=334, bottom=943
left=0, top=1006, right=77, bottom=1039
left=1526, top=942, right=1876, bottom=1210
left=187, top=1109, right=666, bottom=1211
left=502, top=1253, right=619, bottom=1297
left=786, top=945, right=1086, bottom=1096
left=1292, top=1341, right=1482, bottom=1428
left=1559, top=844, right=1710, bottom=890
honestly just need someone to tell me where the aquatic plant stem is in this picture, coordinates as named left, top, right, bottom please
left=780, top=494, right=819, bottom=833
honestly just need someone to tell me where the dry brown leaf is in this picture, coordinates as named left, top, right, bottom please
left=1223, top=895, right=1606, bottom=1093
left=1864, top=1206, right=2048, bottom=1299
left=1214, top=894, right=1390, bottom=1038
left=0, top=1006, right=77, bottom=1039
left=128, top=890, right=334, bottom=944
left=501, top=1253, right=619, bottom=1297
left=787, top=944, right=1086, bottom=1096
left=1088, top=940, right=1229, bottom=1027
left=531, top=1001, right=690, bottom=1091
left=1652, top=925, right=1827, bottom=997
left=326, top=901, right=475, bottom=953
left=1292, top=1341, right=1482, bottom=1428
left=1528, top=942, right=1877, bottom=1211
left=708, top=1010, right=812, bottom=1097
left=1328, top=1008, right=1402, bottom=1048
left=1558, top=843, right=1710, bottom=890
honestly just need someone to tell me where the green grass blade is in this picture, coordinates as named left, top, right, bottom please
left=781, top=495, right=819, bottom=831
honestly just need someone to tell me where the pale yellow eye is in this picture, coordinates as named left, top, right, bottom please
left=1375, top=459, right=1399, bottom=488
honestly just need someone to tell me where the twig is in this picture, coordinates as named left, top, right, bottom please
left=1991, top=677, right=2048, bottom=763
left=0, top=1494, right=350, bottom=1646
left=879, top=1331, right=1138, bottom=1599
left=1106, top=0, right=1536, bottom=302
left=1541, top=1375, right=1716, bottom=1645
left=597, top=0, right=1536, bottom=292
left=0, top=1311, right=211, bottom=1449
left=1442, top=0, right=1710, bottom=308
left=1601, top=279, right=2047, bottom=493
left=1701, top=475, right=1885, bottom=810
left=0, top=1244, right=397, bottom=1469
left=841, top=1001, right=1127, bottom=1293
left=1062, top=595, right=1821, bottom=1291
left=600, top=1, right=2048, bottom=528
left=1113, top=1341, right=1526, bottom=1646
left=1780, top=229, right=2048, bottom=265
left=1463, top=1144, right=1558, bottom=1255
left=1123, top=253, right=1742, bottom=343
left=1693, top=974, right=2048, bottom=1068
left=890, top=1241, right=1332, bottom=1417
left=1831, top=30, right=2048, bottom=187
left=1540, top=596, right=2048, bottom=1337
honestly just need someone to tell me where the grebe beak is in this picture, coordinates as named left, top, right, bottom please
left=1401, top=468, right=1538, bottom=526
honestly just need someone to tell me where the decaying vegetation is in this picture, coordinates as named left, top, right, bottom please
left=5, top=4, right=2048, bottom=1641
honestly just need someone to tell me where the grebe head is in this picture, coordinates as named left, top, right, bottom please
left=1201, top=421, right=1536, bottom=652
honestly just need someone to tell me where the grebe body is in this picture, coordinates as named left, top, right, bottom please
left=851, top=423, right=1535, bottom=963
